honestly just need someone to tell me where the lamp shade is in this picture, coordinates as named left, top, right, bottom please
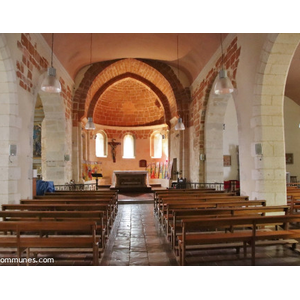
left=85, top=117, right=95, bottom=130
left=214, top=70, right=234, bottom=95
left=41, top=67, right=62, bottom=93
left=175, top=117, right=185, bottom=130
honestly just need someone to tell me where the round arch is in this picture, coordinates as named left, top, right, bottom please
left=86, top=72, right=172, bottom=126
left=37, top=92, right=70, bottom=185
left=204, top=82, right=237, bottom=183
left=250, top=33, right=300, bottom=205
left=73, top=58, right=190, bottom=125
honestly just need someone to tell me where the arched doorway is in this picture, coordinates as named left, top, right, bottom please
left=204, top=86, right=238, bottom=184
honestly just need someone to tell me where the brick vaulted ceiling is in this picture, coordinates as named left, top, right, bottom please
left=73, top=58, right=187, bottom=127
left=93, top=78, right=165, bottom=126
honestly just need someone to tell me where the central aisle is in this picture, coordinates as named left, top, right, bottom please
left=100, top=203, right=178, bottom=266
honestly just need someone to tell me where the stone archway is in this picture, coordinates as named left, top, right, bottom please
left=0, top=34, right=20, bottom=205
left=38, top=92, right=71, bottom=185
left=72, top=58, right=190, bottom=183
left=204, top=84, right=236, bottom=183
left=250, top=33, right=300, bottom=205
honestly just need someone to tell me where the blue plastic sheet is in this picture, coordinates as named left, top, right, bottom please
left=36, top=180, right=55, bottom=195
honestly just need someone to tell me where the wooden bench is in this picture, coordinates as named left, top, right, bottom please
left=178, top=214, right=300, bottom=266
left=44, top=190, right=118, bottom=200
left=155, top=194, right=248, bottom=215
left=20, top=197, right=118, bottom=221
left=153, top=190, right=234, bottom=210
left=286, top=191, right=300, bottom=213
left=46, top=190, right=116, bottom=194
left=169, top=205, right=290, bottom=251
left=0, top=210, right=106, bottom=251
left=0, top=221, right=100, bottom=265
left=154, top=191, right=235, bottom=207
left=2, top=203, right=115, bottom=236
left=159, top=199, right=266, bottom=227
left=36, top=193, right=118, bottom=203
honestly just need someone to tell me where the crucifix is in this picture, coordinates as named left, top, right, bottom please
left=108, top=139, right=121, bottom=163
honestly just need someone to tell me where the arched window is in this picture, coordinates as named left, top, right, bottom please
left=95, top=131, right=107, bottom=157
left=123, top=134, right=135, bottom=158
left=150, top=132, right=162, bottom=158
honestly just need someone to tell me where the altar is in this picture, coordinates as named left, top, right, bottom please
left=111, top=170, right=151, bottom=192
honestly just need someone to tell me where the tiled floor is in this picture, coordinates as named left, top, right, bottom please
left=100, top=203, right=178, bottom=266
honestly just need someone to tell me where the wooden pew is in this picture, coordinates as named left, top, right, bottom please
left=2, top=203, right=114, bottom=236
left=45, top=190, right=117, bottom=195
left=154, top=190, right=231, bottom=208
left=43, top=190, right=118, bottom=200
left=0, top=221, right=100, bottom=265
left=34, top=194, right=118, bottom=214
left=160, top=199, right=266, bottom=235
left=38, top=191, right=119, bottom=207
left=286, top=189, right=300, bottom=213
left=155, top=194, right=248, bottom=214
left=0, top=210, right=106, bottom=251
left=154, top=188, right=218, bottom=196
left=155, top=195, right=249, bottom=218
left=20, top=197, right=118, bottom=221
left=158, top=199, right=265, bottom=226
left=46, top=190, right=116, bottom=194
left=169, top=205, right=290, bottom=251
left=21, top=198, right=113, bottom=204
left=154, top=191, right=235, bottom=211
left=178, top=214, right=300, bottom=266
left=36, top=193, right=118, bottom=202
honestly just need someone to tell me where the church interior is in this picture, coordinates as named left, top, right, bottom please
left=4, top=2, right=300, bottom=300
left=0, top=33, right=300, bottom=265
left=1, top=5, right=300, bottom=296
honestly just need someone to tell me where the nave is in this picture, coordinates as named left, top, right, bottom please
left=2, top=195, right=300, bottom=266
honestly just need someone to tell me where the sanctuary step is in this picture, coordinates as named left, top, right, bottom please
left=150, top=183, right=162, bottom=187
left=110, top=186, right=152, bottom=193
left=118, top=192, right=154, bottom=204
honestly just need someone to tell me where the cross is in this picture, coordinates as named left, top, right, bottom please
left=108, top=139, right=121, bottom=163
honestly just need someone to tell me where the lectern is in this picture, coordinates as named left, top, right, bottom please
left=91, top=173, right=103, bottom=190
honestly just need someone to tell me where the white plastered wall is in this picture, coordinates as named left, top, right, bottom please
left=205, top=83, right=235, bottom=183
left=223, top=97, right=239, bottom=181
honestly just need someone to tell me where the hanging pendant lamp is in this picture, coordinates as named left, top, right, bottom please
left=85, top=117, right=95, bottom=130
left=214, top=34, right=234, bottom=95
left=41, top=33, right=62, bottom=93
left=85, top=33, right=95, bottom=131
left=175, top=117, right=185, bottom=130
